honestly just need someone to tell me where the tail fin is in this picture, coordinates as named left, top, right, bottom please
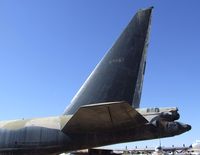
left=64, top=7, right=153, bottom=115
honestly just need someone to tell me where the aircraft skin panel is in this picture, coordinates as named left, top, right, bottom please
left=64, top=7, right=153, bottom=115
left=62, top=101, right=148, bottom=133
left=0, top=116, right=71, bottom=130
left=0, top=126, right=70, bottom=155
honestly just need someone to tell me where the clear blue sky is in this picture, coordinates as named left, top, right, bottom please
left=0, top=0, right=199, bottom=149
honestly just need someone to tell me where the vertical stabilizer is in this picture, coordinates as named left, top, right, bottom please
left=64, top=7, right=153, bottom=115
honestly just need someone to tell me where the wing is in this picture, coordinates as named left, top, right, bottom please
left=62, top=101, right=148, bottom=133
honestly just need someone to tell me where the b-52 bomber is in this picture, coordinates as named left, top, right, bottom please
left=0, top=7, right=191, bottom=155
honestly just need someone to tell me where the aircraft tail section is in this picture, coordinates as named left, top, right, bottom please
left=64, top=7, right=153, bottom=115
left=62, top=101, right=148, bottom=134
left=62, top=102, right=191, bottom=137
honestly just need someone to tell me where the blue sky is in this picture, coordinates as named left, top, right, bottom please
left=0, top=0, right=200, bottom=149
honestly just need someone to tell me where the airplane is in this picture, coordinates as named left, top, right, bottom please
left=69, top=140, right=199, bottom=155
left=0, top=7, right=191, bottom=155
left=140, top=140, right=200, bottom=155
left=126, top=145, right=190, bottom=155
left=113, top=141, right=199, bottom=155
left=189, top=140, right=200, bottom=155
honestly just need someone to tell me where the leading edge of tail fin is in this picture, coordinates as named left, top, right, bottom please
left=64, top=7, right=153, bottom=115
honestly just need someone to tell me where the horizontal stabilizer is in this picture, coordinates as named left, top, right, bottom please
left=62, top=101, right=148, bottom=133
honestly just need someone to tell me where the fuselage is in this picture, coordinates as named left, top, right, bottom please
left=0, top=116, right=148, bottom=155
left=0, top=116, right=71, bottom=155
left=0, top=108, right=191, bottom=155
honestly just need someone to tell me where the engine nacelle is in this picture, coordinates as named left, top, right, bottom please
left=150, top=110, right=180, bottom=126
left=162, top=121, right=179, bottom=133
left=159, top=110, right=180, bottom=121
left=151, top=120, right=191, bottom=135
left=137, top=107, right=180, bottom=124
left=139, top=107, right=191, bottom=135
